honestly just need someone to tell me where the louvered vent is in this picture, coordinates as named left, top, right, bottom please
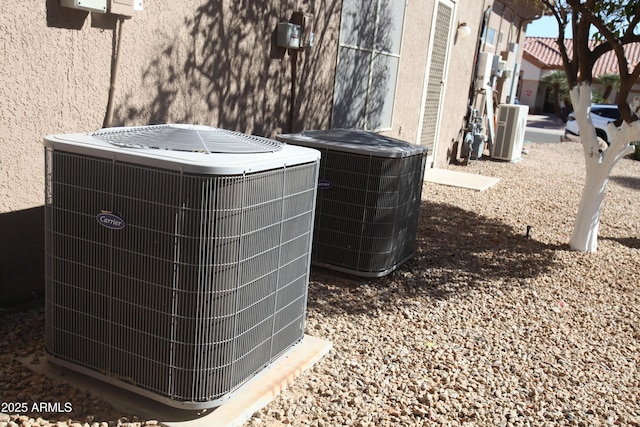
left=419, top=1, right=453, bottom=156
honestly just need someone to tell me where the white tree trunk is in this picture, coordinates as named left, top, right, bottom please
left=568, top=83, right=637, bottom=252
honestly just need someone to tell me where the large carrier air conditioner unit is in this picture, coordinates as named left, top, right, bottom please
left=43, top=125, right=320, bottom=409
left=276, top=130, right=427, bottom=278
left=493, top=104, right=529, bottom=161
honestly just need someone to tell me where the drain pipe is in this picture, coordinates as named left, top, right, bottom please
left=103, top=16, right=126, bottom=128
left=289, top=49, right=298, bottom=133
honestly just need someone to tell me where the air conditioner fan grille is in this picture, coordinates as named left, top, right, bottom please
left=92, top=125, right=284, bottom=153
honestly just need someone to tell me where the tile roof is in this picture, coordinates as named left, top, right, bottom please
left=523, top=36, right=640, bottom=77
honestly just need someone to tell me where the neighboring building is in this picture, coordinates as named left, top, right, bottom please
left=0, top=0, right=543, bottom=302
left=520, top=36, right=640, bottom=113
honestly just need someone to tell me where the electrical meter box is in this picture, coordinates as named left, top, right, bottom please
left=109, top=0, right=142, bottom=15
left=277, top=22, right=301, bottom=49
left=60, top=0, right=107, bottom=13
left=476, top=52, right=494, bottom=88
left=292, top=12, right=314, bottom=47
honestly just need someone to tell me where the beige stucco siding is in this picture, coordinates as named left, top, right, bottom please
left=1, top=1, right=339, bottom=211
left=434, top=1, right=490, bottom=167
left=0, top=0, right=340, bottom=300
left=381, top=0, right=433, bottom=145
left=0, top=0, right=531, bottom=301
left=383, top=0, right=491, bottom=167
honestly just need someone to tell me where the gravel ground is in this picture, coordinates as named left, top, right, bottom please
left=1, top=140, right=639, bottom=427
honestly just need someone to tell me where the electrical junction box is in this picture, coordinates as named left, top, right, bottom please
left=60, top=0, right=107, bottom=13
left=493, top=56, right=508, bottom=78
left=476, top=52, right=494, bottom=88
left=277, top=22, right=301, bottom=49
left=109, top=0, right=142, bottom=16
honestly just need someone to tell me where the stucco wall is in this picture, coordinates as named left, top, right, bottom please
left=382, top=0, right=489, bottom=168
left=0, top=0, right=528, bottom=304
left=435, top=1, right=491, bottom=167
left=0, top=0, right=340, bottom=303
left=381, top=0, right=528, bottom=168
left=381, top=0, right=433, bottom=146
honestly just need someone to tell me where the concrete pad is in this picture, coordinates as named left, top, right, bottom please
left=18, top=335, right=332, bottom=427
left=424, top=168, right=500, bottom=191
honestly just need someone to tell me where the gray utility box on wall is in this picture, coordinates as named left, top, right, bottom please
left=276, top=130, right=427, bottom=278
left=43, top=125, right=320, bottom=409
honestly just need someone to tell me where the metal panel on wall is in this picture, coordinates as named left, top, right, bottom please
left=418, top=0, right=454, bottom=165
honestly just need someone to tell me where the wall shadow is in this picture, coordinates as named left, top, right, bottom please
left=289, top=0, right=341, bottom=133
left=0, top=207, right=45, bottom=308
left=113, top=0, right=341, bottom=137
left=46, top=0, right=88, bottom=29
left=331, top=0, right=394, bottom=130
left=610, top=174, right=640, bottom=191
left=306, top=200, right=565, bottom=318
left=601, top=236, right=640, bottom=250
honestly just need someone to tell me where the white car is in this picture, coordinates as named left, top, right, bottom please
left=564, top=104, right=621, bottom=144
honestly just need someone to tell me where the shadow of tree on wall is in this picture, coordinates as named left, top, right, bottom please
left=289, top=0, right=342, bottom=132
left=307, top=200, right=565, bottom=318
left=182, top=1, right=285, bottom=135
left=113, top=0, right=341, bottom=137
left=332, top=0, right=395, bottom=130
left=119, top=37, right=199, bottom=126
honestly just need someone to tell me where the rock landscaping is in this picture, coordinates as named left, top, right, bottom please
left=1, top=140, right=639, bottom=426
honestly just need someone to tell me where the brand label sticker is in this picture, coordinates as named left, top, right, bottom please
left=97, top=212, right=126, bottom=230
left=318, top=179, right=333, bottom=190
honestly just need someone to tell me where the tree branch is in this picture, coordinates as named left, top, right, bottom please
left=540, top=0, right=577, bottom=87
left=563, top=0, right=640, bottom=123
left=624, top=6, right=640, bottom=40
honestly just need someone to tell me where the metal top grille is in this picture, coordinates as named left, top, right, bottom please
left=303, top=129, right=408, bottom=148
left=278, top=130, right=427, bottom=158
left=92, top=124, right=284, bottom=154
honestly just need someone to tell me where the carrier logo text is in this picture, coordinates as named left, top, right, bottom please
left=318, top=179, right=333, bottom=189
left=97, top=212, right=126, bottom=230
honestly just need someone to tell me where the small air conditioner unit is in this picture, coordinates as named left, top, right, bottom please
left=493, top=104, right=529, bottom=161
left=43, top=125, right=320, bottom=409
left=276, top=130, right=427, bottom=277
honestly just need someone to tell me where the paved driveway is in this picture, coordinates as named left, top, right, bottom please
left=524, top=114, right=565, bottom=143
